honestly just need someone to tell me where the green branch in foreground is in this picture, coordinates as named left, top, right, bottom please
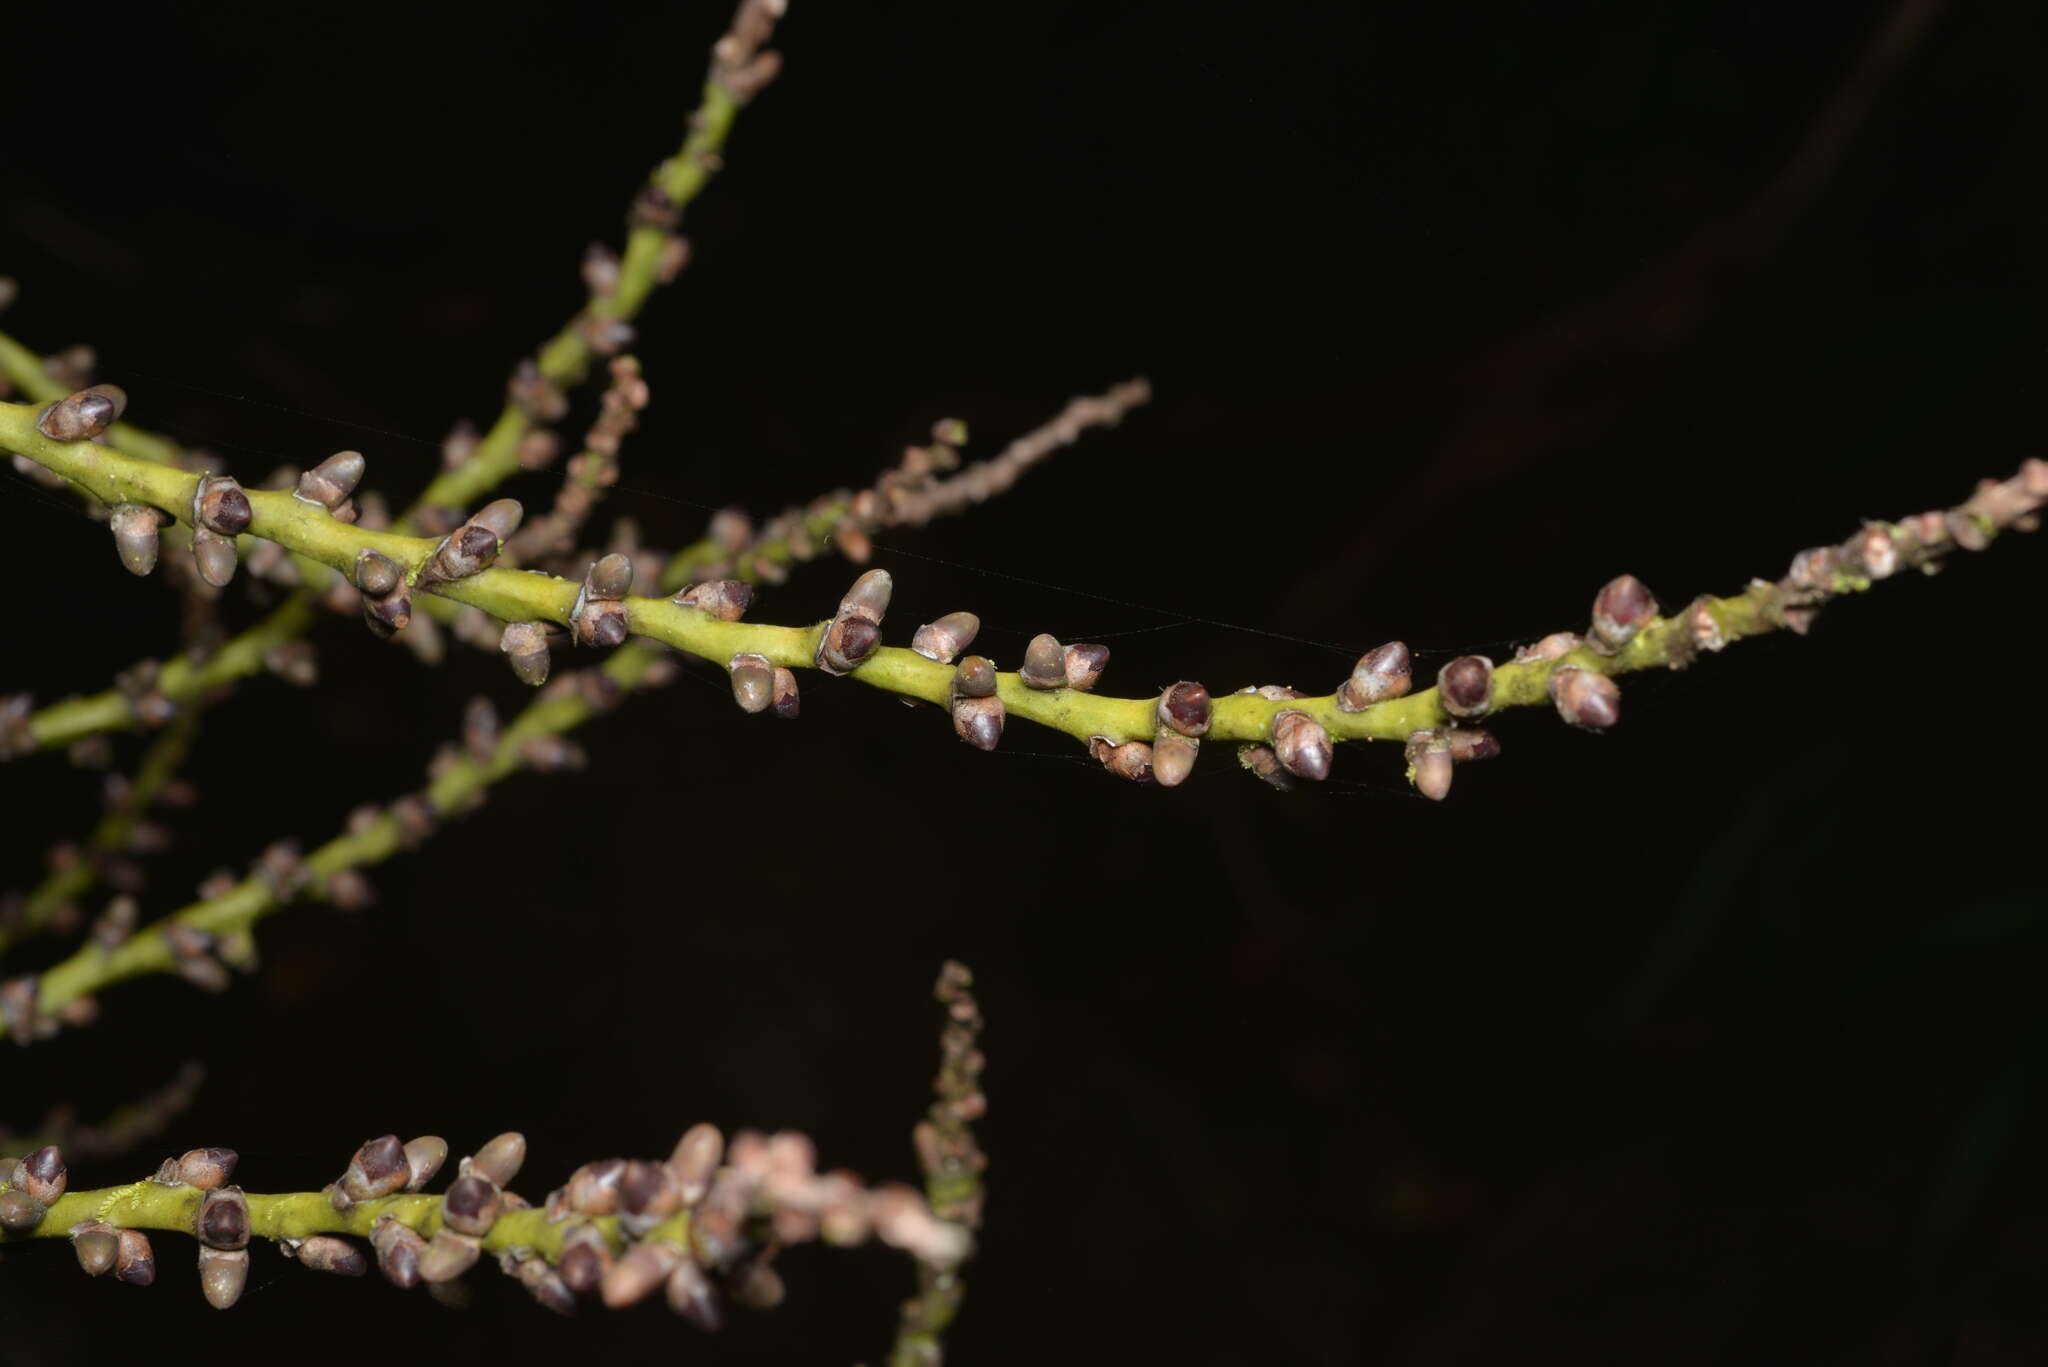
left=0, top=0, right=785, bottom=753
left=6, top=392, right=2041, bottom=784
left=1, top=1114, right=969, bottom=1320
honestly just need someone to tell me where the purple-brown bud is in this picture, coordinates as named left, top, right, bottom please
left=1548, top=666, right=1620, bottom=730
left=1062, top=643, right=1110, bottom=691
left=571, top=555, right=633, bottom=646
left=1337, top=641, right=1411, bottom=711
left=618, top=1160, right=684, bottom=1236
left=1270, top=711, right=1332, bottom=781
left=558, top=1222, right=613, bottom=1293
left=338, top=1134, right=410, bottom=1205
left=468, top=1131, right=527, bottom=1188
left=1784, top=546, right=1838, bottom=594
left=771, top=667, right=800, bottom=719
left=954, top=655, right=997, bottom=697
left=1090, top=736, right=1155, bottom=783
left=1590, top=574, right=1657, bottom=654
left=499, top=622, right=551, bottom=686
left=1152, top=732, right=1199, bottom=787
left=1848, top=524, right=1899, bottom=580
left=910, top=611, right=980, bottom=665
left=601, top=1241, right=681, bottom=1309
left=668, top=1123, right=724, bottom=1205
left=198, top=1246, right=249, bottom=1309
left=192, top=529, right=239, bottom=587
left=115, top=1228, right=157, bottom=1286
left=195, top=1186, right=250, bottom=1250
left=1238, top=743, right=1294, bottom=790
left=18, top=1145, right=65, bottom=1204
left=839, top=567, right=893, bottom=622
left=1436, top=655, right=1494, bottom=719
left=1158, top=682, right=1211, bottom=737
left=175, top=1147, right=237, bottom=1191
left=952, top=693, right=1004, bottom=751
left=817, top=613, right=880, bottom=674
left=1446, top=727, right=1501, bottom=763
left=1020, top=634, right=1067, bottom=689
left=362, top=583, right=413, bottom=638
left=73, top=1223, right=120, bottom=1277
left=1514, top=632, right=1581, bottom=664
left=566, top=1159, right=625, bottom=1215
left=441, top=1175, right=501, bottom=1236
left=0, top=1188, right=42, bottom=1233
left=37, top=384, right=127, bottom=442
left=371, top=1217, right=425, bottom=1288
left=294, top=1235, right=367, bottom=1275
left=1406, top=731, right=1453, bottom=801
left=666, top=1259, right=725, bottom=1330
left=674, top=578, right=753, bottom=622
left=354, top=549, right=402, bottom=597
left=109, top=504, right=161, bottom=576
left=729, top=653, right=774, bottom=714
left=418, top=1231, right=480, bottom=1283
left=295, top=450, right=365, bottom=510
left=404, top=1136, right=449, bottom=1191
left=192, top=473, right=252, bottom=537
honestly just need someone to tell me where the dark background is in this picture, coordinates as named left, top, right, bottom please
left=3, top=1, right=2045, bottom=1362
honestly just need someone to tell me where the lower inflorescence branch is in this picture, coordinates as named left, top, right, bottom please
left=1, top=1115, right=970, bottom=1320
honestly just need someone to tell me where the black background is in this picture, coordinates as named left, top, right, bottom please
left=3, top=2, right=2045, bottom=1363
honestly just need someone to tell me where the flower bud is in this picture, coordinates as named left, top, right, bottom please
left=295, top=451, right=365, bottom=510
left=1405, top=731, right=1453, bottom=801
left=571, top=555, right=633, bottom=646
left=362, top=583, right=413, bottom=638
left=1847, top=524, right=1899, bottom=580
left=37, top=384, right=127, bottom=442
left=354, top=549, right=402, bottom=597
left=1447, top=727, right=1501, bottom=763
left=516, top=1252, right=577, bottom=1315
left=1683, top=596, right=1725, bottom=653
left=558, top=1222, right=613, bottom=1293
left=1514, top=632, right=1581, bottom=663
left=176, top=1147, right=237, bottom=1191
left=771, top=667, right=800, bottom=719
left=418, top=1231, right=480, bottom=1283
left=1158, top=682, right=1211, bottom=737
left=1436, top=655, right=1494, bottom=719
left=1153, top=733, right=1199, bottom=787
left=17, top=1145, right=66, bottom=1204
left=1589, top=574, right=1657, bottom=654
left=1548, top=665, right=1620, bottom=730
left=0, top=1188, right=43, bottom=1233
left=910, top=611, right=980, bottom=665
left=399, top=1136, right=448, bottom=1192
left=192, top=529, right=239, bottom=587
left=954, top=655, right=997, bottom=697
left=566, top=1159, right=624, bottom=1215
left=1337, top=641, right=1411, bottom=711
left=1270, top=711, right=1332, bottom=781
left=73, top=1223, right=120, bottom=1276
left=1783, top=546, right=1837, bottom=594
left=1238, top=743, right=1294, bottom=791
left=192, top=474, right=252, bottom=537
left=1090, top=736, right=1154, bottom=783
left=115, top=1229, right=157, bottom=1286
left=109, top=504, right=161, bottom=575
left=195, top=1186, right=250, bottom=1250
left=198, top=1246, right=249, bottom=1309
left=602, top=1241, right=681, bottom=1309
left=371, top=1217, right=425, bottom=1288
left=667, top=1258, right=725, bottom=1330
left=338, top=1134, right=410, bottom=1205
left=951, top=693, right=1004, bottom=750
left=441, top=1175, right=501, bottom=1236
left=817, top=613, right=880, bottom=674
left=674, top=578, right=753, bottom=622
left=668, top=1123, right=725, bottom=1205
left=285, top=1235, right=364, bottom=1276
left=840, top=568, right=893, bottom=620
left=618, top=1160, right=683, bottom=1236
left=1020, top=634, right=1067, bottom=689
left=468, top=1131, right=527, bottom=1188
left=497, top=622, right=551, bottom=686
left=729, top=653, right=774, bottom=713
left=1062, top=643, right=1110, bottom=691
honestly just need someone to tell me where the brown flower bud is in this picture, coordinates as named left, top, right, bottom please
left=109, top=504, right=161, bottom=576
left=73, top=1223, right=120, bottom=1276
left=441, top=1175, right=501, bottom=1236
left=176, top=1147, right=237, bottom=1191
left=817, top=613, right=880, bottom=674
left=402, top=1136, right=448, bottom=1191
left=18, top=1145, right=65, bottom=1204
left=1446, top=727, right=1501, bottom=763
left=498, top=622, right=551, bottom=686
left=198, top=1246, right=250, bottom=1309
left=515, top=1253, right=576, bottom=1315
left=1020, top=634, right=1067, bottom=689
left=1847, top=524, right=1899, bottom=580
left=1514, top=632, right=1581, bottom=663
left=1406, top=731, right=1453, bottom=801
left=277, top=1236, right=359, bottom=1276
left=954, top=655, right=997, bottom=697
left=730, top=653, right=774, bottom=713
left=353, top=549, right=402, bottom=597
left=571, top=555, right=633, bottom=646
left=666, top=1259, right=725, bottom=1330
left=601, top=1241, right=681, bottom=1309
left=1158, top=682, right=1212, bottom=737
left=191, top=474, right=252, bottom=537
left=1436, top=655, right=1494, bottom=719
left=195, top=1186, right=250, bottom=1250
left=558, top=1222, right=613, bottom=1293
left=668, top=1123, right=725, bottom=1205
left=1590, top=574, right=1657, bottom=654
left=0, top=1188, right=43, bottom=1233
left=192, top=529, right=239, bottom=587
left=674, top=578, right=753, bottom=622
left=295, top=451, right=365, bottom=510
left=619, top=1160, right=683, bottom=1236
left=371, top=1217, right=425, bottom=1287
left=338, top=1134, right=410, bottom=1205
left=1270, top=711, right=1332, bottom=781
left=1238, top=743, right=1294, bottom=791
left=418, top=1231, right=480, bottom=1283
left=910, top=611, right=980, bottom=665
left=771, top=667, right=800, bottom=719
left=115, top=1228, right=157, bottom=1286
left=1548, top=665, right=1620, bottom=730
left=1153, top=732, right=1199, bottom=787
left=841, top=568, right=893, bottom=620
left=37, top=384, right=127, bottom=442
left=566, top=1159, right=625, bottom=1215
left=362, top=583, right=413, bottom=638
left=951, top=693, right=1004, bottom=750
left=1090, top=736, right=1154, bottom=783
left=1337, top=641, right=1411, bottom=711
left=1063, top=643, right=1110, bottom=691
left=468, top=1131, right=527, bottom=1188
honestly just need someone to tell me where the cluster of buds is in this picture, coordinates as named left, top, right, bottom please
left=35, top=383, right=127, bottom=444
left=1017, top=634, right=1111, bottom=692
left=708, top=0, right=787, bottom=104
left=728, top=653, right=799, bottom=718
left=189, top=473, right=252, bottom=588
left=817, top=569, right=890, bottom=675
left=569, top=554, right=633, bottom=647
left=949, top=655, right=1003, bottom=751
left=506, top=356, right=649, bottom=566
left=1152, top=681, right=1211, bottom=787
left=1404, top=725, right=1501, bottom=800
left=353, top=549, right=412, bottom=638
left=0, top=1145, right=68, bottom=1235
